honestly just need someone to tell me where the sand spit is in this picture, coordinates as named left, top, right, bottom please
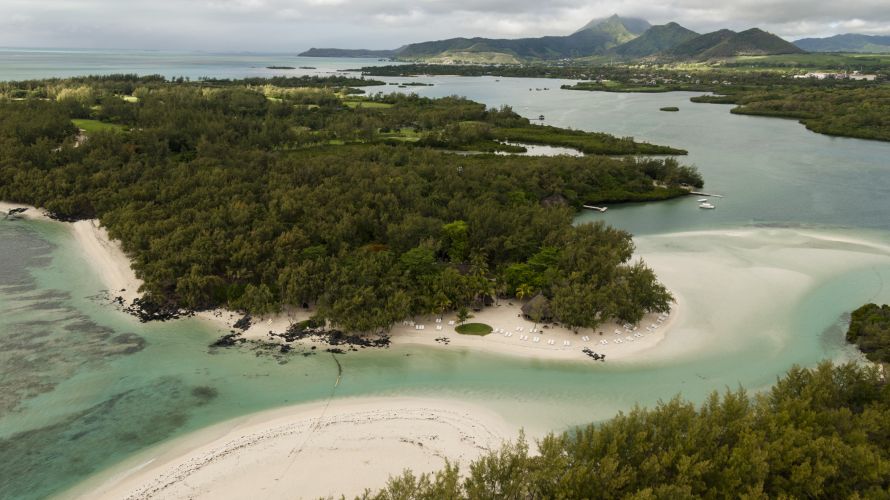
left=70, top=397, right=517, bottom=500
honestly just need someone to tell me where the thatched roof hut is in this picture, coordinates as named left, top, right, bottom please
left=521, top=293, right=552, bottom=322
left=540, top=194, right=568, bottom=208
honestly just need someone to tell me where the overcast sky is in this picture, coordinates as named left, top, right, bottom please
left=1, top=0, right=888, bottom=51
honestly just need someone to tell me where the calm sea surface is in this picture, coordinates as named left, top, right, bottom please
left=1, top=51, right=890, bottom=499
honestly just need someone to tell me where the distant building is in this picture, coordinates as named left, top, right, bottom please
left=849, top=72, right=877, bottom=81
left=794, top=72, right=831, bottom=79
left=793, top=71, right=878, bottom=81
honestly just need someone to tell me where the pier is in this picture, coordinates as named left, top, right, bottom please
left=582, top=205, right=608, bottom=212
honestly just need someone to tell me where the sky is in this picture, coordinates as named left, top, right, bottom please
left=1, top=0, right=888, bottom=51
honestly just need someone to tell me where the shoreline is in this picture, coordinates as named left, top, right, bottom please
left=61, top=396, right=519, bottom=500
left=10, top=201, right=890, bottom=499
left=2, top=201, right=679, bottom=363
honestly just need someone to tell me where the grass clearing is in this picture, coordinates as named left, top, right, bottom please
left=343, top=100, right=393, bottom=109
left=455, top=323, right=493, bottom=336
left=72, top=119, right=126, bottom=133
left=379, top=127, right=420, bottom=142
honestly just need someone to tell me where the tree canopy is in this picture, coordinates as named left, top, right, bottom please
left=0, top=75, right=696, bottom=331
left=848, top=303, right=890, bottom=363
left=366, top=361, right=890, bottom=499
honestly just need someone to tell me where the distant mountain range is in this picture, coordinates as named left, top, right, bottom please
left=300, top=15, right=804, bottom=62
left=793, top=34, right=890, bottom=53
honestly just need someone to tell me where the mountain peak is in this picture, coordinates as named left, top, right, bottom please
left=574, top=15, right=651, bottom=36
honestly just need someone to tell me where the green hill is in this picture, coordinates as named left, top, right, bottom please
left=663, top=29, right=737, bottom=58
left=610, top=22, right=699, bottom=58
left=665, top=28, right=804, bottom=60
left=794, top=33, right=890, bottom=53
left=701, top=28, right=805, bottom=58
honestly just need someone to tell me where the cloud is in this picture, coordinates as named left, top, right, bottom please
left=0, top=0, right=888, bottom=51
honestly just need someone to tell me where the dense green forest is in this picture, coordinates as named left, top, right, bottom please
left=692, top=85, right=890, bottom=142
left=0, top=75, right=700, bottom=331
left=848, top=304, right=890, bottom=363
left=365, top=361, right=890, bottom=499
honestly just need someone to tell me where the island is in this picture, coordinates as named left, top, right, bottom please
left=0, top=74, right=701, bottom=351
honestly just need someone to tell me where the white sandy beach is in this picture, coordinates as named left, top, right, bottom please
left=67, top=397, right=518, bottom=500
left=2, top=201, right=678, bottom=362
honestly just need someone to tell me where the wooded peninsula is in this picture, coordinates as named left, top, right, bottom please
left=0, top=75, right=701, bottom=333
left=363, top=63, right=890, bottom=142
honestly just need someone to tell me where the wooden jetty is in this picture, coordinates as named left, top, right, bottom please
left=583, top=205, right=608, bottom=212
left=689, top=191, right=724, bottom=198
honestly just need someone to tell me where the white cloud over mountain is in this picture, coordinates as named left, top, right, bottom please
left=0, top=0, right=888, bottom=50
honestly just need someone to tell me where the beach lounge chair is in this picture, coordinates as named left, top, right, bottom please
left=634, top=332, right=642, bottom=338
left=533, top=337, right=540, bottom=342
left=448, top=320, right=455, bottom=326
left=600, top=339, right=608, bottom=345
left=614, top=339, right=623, bottom=344
left=436, top=325, right=443, bottom=331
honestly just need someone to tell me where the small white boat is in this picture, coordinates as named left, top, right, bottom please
left=699, top=202, right=716, bottom=209
left=697, top=198, right=708, bottom=202
left=583, top=205, right=608, bottom=212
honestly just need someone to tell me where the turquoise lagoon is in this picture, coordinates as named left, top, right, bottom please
left=1, top=55, right=890, bottom=498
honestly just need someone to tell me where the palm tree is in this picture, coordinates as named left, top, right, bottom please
left=457, top=306, right=470, bottom=325
left=516, top=283, right=534, bottom=301
left=436, top=295, right=452, bottom=320
left=493, top=278, right=508, bottom=306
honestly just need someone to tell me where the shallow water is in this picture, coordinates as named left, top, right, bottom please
left=1, top=54, right=890, bottom=499
left=0, top=49, right=394, bottom=81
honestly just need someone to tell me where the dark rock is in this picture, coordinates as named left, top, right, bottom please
left=233, top=314, right=252, bottom=331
